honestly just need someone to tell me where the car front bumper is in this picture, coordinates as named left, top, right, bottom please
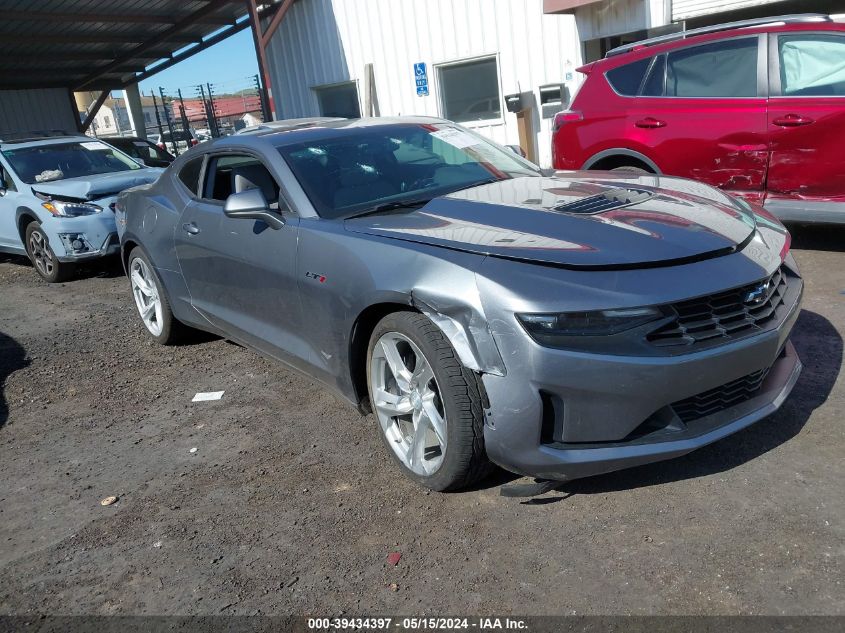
left=43, top=211, right=119, bottom=262
left=480, top=277, right=804, bottom=482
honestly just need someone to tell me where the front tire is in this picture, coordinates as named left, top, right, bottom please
left=609, top=165, right=649, bottom=174
left=367, top=311, right=491, bottom=491
left=25, top=223, right=71, bottom=283
left=127, top=247, right=187, bottom=345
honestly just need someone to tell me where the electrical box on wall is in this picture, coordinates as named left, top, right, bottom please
left=539, top=83, right=566, bottom=119
left=504, top=93, right=525, bottom=114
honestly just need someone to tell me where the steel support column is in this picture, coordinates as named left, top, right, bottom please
left=123, top=83, right=147, bottom=138
left=246, top=0, right=294, bottom=122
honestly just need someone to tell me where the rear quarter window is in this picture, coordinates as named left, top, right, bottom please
left=177, top=157, right=204, bottom=195
left=605, top=58, right=652, bottom=96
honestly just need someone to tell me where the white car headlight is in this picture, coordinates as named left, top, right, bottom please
left=41, top=200, right=103, bottom=217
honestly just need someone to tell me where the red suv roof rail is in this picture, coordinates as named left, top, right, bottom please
left=605, top=13, right=831, bottom=58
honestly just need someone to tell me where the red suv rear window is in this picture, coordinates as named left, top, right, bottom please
left=605, top=58, right=651, bottom=96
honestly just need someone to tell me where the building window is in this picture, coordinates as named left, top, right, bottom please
left=438, top=57, right=501, bottom=123
left=104, top=115, right=111, bottom=127
left=314, top=82, right=361, bottom=118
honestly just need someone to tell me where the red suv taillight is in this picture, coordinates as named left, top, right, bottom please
left=553, top=110, right=583, bottom=132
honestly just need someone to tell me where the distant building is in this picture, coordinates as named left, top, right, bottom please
left=173, top=94, right=263, bottom=129
left=90, top=96, right=160, bottom=137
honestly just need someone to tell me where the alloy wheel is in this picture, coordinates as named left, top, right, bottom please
left=130, top=257, right=164, bottom=337
left=370, top=332, right=448, bottom=476
left=28, top=229, right=55, bottom=278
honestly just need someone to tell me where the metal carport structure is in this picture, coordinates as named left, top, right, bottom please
left=0, top=0, right=290, bottom=137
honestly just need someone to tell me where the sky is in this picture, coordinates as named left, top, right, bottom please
left=137, top=28, right=260, bottom=98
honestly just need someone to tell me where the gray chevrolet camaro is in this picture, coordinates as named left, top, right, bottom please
left=116, top=117, right=803, bottom=491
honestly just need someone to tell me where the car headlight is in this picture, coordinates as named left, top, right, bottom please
left=41, top=200, right=103, bottom=217
left=517, top=307, right=665, bottom=346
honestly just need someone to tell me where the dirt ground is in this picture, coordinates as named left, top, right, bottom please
left=0, top=226, right=842, bottom=617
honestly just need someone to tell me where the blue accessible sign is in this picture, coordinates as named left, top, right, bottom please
left=414, top=62, right=429, bottom=97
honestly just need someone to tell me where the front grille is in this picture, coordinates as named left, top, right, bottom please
left=672, top=366, right=772, bottom=423
left=648, top=267, right=787, bottom=348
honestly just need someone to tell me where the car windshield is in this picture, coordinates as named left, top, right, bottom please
left=277, top=123, right=540, bottom=219
left=1, top=140, right=142, bottom=184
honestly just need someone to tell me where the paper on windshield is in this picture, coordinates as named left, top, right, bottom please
left=81, top=141, right=109, bottom=151
left=430, top=128, right=480, bottom=150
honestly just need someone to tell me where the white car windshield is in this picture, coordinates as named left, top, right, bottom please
left=1, top=140, right=142, bottom=184
left=278, top=123, right=540, bottom=219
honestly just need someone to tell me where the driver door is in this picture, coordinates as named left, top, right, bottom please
left=174, top=152, right=309, bottom=368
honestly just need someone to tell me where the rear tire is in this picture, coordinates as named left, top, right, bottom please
left=367, top=311, right=491, bottom=491
left=127, top=247, right=188, bottom=345
left=25, top=222, right=72, bottom=283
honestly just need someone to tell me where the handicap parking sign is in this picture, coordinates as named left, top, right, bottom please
left=414, top=62, right=429, bottom=97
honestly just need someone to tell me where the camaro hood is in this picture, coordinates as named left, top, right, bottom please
left=345, top=175, right=759, bottom=269
left=31, top=168, right=163, bottom=202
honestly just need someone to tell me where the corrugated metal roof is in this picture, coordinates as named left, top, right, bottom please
left=0, top=0, right=253, bottom=90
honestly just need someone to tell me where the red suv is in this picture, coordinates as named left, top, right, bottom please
left=552, top=14, right=845, bottom=224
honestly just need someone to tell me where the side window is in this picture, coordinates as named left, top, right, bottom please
left=641, top=55, right=666, bottom=97
left=178, top=157, right=204, bottom=196
left=666, top=38, right=758, bottom=98
left=779, top=34, right=845, bottom=96
left=0, top=161, right=16, bottom=192
left=605, top=57, right=652, bottom=96
left=203, top=154, right=280, bottom=207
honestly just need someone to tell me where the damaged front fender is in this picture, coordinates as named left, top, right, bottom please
left=411, top=280, right=506, bottom=378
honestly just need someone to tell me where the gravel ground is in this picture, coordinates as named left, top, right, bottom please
left=0, top=227, right=842, bottom=616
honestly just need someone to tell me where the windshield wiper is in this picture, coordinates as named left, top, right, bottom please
left=345, top=197, right=433, bottom=219
left=444, top=178, right=499, bottom=194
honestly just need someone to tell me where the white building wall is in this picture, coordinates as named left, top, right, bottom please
left=265, top=0, right=581, bottom=167
left=574, top=0, right=663, bottom=39
left=0, top=88, right=78, bottom=139
left=672, top=0, right=788, bottom=21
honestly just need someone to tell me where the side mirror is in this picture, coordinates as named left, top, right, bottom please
left=506, top=144, right=527, bottom=158
left=224, top=189, right=285, bottom=230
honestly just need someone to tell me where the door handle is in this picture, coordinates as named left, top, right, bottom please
left=182, top=222, right=200, bottom=235
left=635, top=117, right=667, bottom=129
left=773, top=114, right=815, bottom=127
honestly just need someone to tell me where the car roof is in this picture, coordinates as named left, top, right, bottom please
left=0, top=135, right=92, bottom=150
left=209, top=116, right=451, bottom=150
left=603, top=13, right=837, bottom=62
